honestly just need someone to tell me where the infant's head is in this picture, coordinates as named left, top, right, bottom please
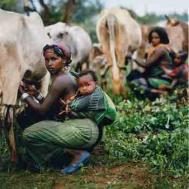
left=77, top=70, right=98, bottom=95
left=173, top=51, right=188, bottom=66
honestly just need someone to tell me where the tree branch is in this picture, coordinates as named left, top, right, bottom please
left=38, top=0, right=50, bottom=24
left=62, top=0, right=76, bottom=23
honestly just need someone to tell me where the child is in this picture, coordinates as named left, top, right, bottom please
left=59, top=69, right=117, bottom=127
left=164, top=51, right=188, bottom=88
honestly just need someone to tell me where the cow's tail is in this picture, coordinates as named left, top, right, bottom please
left=107, top=14, right=122, bottom=94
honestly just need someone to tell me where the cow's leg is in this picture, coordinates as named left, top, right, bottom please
left=100, top=64, right=111, bottom=91
left=115, top=24, right=129, bottom=94
left=98, top=21, right=114, bottom=88
left=75, top=61, right=82, bottom=72
left=0, top=118, right=3, bottom=168
left=4, top=106, right=17, bottom=163
left=107, top=16, right=123, bottom=94
left=115, top=25, right=128, bottom=68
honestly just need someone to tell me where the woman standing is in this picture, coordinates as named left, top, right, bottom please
left=19, top=44, right=99, bottom=174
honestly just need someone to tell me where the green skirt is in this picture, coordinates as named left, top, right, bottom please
left=23, top=118, right=99, bottom=168
left=148, top=77, right=172, bottom=89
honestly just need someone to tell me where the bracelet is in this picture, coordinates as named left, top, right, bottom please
left=36, top=93, right=44, bottom=101
left=21, top=93, right=30, bottom=100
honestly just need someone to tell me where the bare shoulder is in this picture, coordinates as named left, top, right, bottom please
left=52, top=73, right=76, bottom=90
left=55, top=73, right=74, bottom=83
left=154, top=46, right=168, bottom=55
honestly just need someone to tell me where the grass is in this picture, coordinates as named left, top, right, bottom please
left=0, top=152, right=188, bottom=189
left=0, top=90, right=188, bottom=189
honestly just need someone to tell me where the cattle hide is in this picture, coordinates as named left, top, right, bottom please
left=45, top=22, right=92, bottom=71
left=0, top=9, right=51, bottom=162
left=165, top=17, right=189, bottom=53
left=96, top=8, right=142, bottom=95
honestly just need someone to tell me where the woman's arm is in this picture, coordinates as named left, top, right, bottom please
left=21, top=75, right=75, bottom=115
left=133, top=47, right=166, bottom=67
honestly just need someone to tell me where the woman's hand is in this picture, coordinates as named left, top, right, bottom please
left=19, top=81, right=26, bottom=94
left=25, top=84, right=39, bottom=97
left=19, top=81, right=39, bottom=97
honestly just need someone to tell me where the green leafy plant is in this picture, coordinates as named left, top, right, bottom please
left=105, top=92, right=189, bottom=177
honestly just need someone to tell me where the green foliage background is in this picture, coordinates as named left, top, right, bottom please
left=105, top=92, right=189, bottom=177
left=1, top=91, right=188, bottom=178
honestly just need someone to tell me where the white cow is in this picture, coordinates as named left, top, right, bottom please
left=45, top=22, right=92, bottom=71
left=96, top=8, right=142, bottom=94
left=0, top=9, right=51, bottom=162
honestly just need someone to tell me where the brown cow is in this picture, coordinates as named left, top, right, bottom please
left=165, top=16, right=188, bottom=53
left=89, top=43, right=109, bottom=89
left=131, top=24, right=152, bottom=73
left=96, top=8, right=142, bottom=95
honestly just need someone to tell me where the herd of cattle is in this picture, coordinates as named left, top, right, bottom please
left=0, top=7, right=188, bottom=162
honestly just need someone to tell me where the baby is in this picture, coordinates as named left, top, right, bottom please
left=59, top=70, right=116, bottom=127
left=164, top=51, right=188, bottom=88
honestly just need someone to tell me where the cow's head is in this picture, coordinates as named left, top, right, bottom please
left=45, top=22, right=71, bottom=45
left=165, top=16, right=185, bottom=53
left=165, top=15, right=180, bottom=27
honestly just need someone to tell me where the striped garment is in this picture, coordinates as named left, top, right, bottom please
left=22, top=118, right=99, bottom=168
left=69, top=86, right=117, bottom=126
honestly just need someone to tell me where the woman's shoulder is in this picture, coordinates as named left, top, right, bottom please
left=155, top=46, right=168, bottom=53
left=51, top=73, right=77, bottom=89
left=156, top=44, right=172, bottom=54
left=153, top=46, right=171, bottom=58
left=55, top=73, right=76, bottom=83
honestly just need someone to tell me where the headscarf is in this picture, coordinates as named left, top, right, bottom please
left=43, top=44, right=72, bottom=65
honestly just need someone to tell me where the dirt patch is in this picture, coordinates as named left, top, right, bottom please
left=52, top=162, right=157, bottom=189
left=0, top=148, right=187, bottom=189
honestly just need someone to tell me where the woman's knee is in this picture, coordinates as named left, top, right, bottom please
left=22, top=126, right=39, bottom=142
left=22, top=128, right=31, bottom=142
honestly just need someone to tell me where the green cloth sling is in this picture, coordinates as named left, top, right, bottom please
left=70, top=87, right=117, bottom=126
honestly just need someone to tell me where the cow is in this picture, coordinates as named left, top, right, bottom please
left=137, top=24, right=151, bottom=59
left=131, top=24, right=153, bottom=73
left=0, top=9, right=51, bottom=162
left=45, top=22, right=92, bottom=71
left=96, top=8, right=142, bottom=95
left=165, top=16, right=188, bottom=53
left=89, top=43, right=109, bottom=88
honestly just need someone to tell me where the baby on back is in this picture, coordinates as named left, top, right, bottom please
left=59, top=70, right=117, bottom=127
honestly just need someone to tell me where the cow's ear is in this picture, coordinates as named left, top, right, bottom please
left=167, top=20, right=171, bottom=25
left=165, top=15, right=171, bottom=25
left=174, top=20, right=180, bottom=26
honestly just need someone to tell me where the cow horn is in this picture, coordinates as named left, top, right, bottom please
left=165, top=15, right=171, bottom=22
